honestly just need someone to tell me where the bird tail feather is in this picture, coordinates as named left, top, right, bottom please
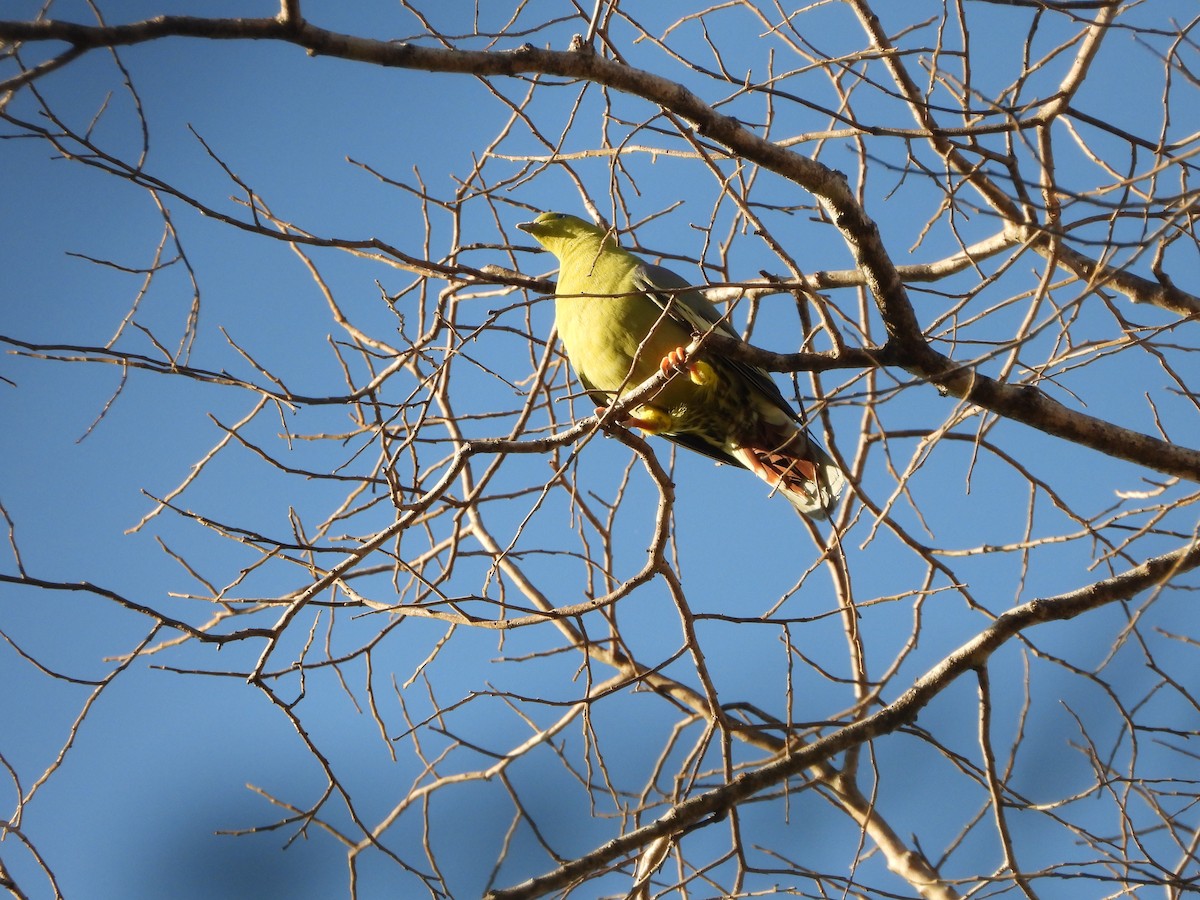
left=734, top=430, right=845, bottom=519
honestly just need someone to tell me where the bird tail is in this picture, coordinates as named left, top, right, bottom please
left=733, top=428, right=846, bottom=519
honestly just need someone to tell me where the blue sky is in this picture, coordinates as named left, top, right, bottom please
left=2, top=2, right=1198, bottom=899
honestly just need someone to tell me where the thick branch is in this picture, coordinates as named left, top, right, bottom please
left=0, top=15, right=909, bottom=338
left=486, top=538, right=1200, bottom=899
left=894, top=338, right=1200, bottom=484
left=2, top=14, right=1194, bottom=321
left=694, top=332, right=1200, bottom=484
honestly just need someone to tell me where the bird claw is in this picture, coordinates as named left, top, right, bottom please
left=660, top=347, right=716, bottom=386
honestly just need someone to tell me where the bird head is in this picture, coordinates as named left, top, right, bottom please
left=516, top=212, right=612, bottom=258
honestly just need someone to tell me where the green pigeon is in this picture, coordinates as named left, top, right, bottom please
left=517, top=211, right=846, bottom=518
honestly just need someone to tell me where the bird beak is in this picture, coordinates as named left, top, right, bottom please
left=516, top=221, right=536, bottom=234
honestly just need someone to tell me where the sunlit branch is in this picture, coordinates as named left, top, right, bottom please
left=488, top=538, right=1200, bottom=899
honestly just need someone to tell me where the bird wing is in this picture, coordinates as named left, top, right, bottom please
left=632, top=262, right=739, bottom=339
left=631, top=263, right=804, bottom=425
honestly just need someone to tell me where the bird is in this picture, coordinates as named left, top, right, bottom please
left=516, top=211, right=845, bottom=518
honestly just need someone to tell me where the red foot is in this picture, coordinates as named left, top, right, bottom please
left=659, top=347, right=690, bottom=376
left=659, top=348, right=715, bottom=386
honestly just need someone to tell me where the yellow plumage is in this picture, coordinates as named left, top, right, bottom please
left=518, top=212, right=845, bottom=518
